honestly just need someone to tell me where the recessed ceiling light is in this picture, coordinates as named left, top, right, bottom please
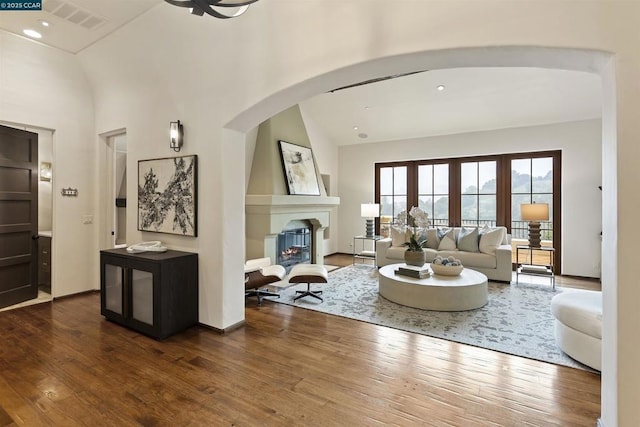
left=364, top=106, right=371, bottom=110
left=436, top=84, right=445, bottom=91
left=353, top=126, right=359, bottom=130
left=39, top=20, right=50, bottom=27
left=23, top=29, right=42, bottom=39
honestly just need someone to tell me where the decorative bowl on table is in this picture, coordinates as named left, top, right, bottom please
left=431, top=255, right=463, bottom=276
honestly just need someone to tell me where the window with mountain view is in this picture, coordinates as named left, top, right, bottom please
left=375, top=150, right=561, bottom=270
left=418, top=163, right=449, bottom=227
left=511, top=157, right=554, bottom=243
left=461, top=160, right=497, bottom=227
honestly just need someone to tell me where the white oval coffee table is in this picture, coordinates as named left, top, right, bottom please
left=378, top=263, right=488, bottom=311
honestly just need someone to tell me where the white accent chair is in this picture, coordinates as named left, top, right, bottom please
left=551, top=290, right=602, bottom=371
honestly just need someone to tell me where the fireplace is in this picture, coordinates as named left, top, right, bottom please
left=245, top=195, right=339, bottom=265
left=276, top=221, right=311, bottom=271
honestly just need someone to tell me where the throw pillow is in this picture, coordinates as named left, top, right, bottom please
left=437, top=228, right=457, bottom=251
left=479, top=225, right=505, bottom=255
left=425, top=228, right=439, bottom=249
left=390, top=226, right=409, bottom=247
left=457, top=226, right=479, bottom=252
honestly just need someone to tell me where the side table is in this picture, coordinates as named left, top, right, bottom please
left=516, top=245, right=555, bottom=289
left=353, top=235, right=381, bottom=267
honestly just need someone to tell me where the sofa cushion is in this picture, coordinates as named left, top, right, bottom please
left=438, top=250, right=497, bottom=269
left=390, top=226, right=410, bottom=247
left=457, top=226, right=479, bottom=252
left=424, top=228, right=439, bottom=249
left=437, top=228, right=457, bottom=250
left=479, top=226, right=505, bottom=255
left=386, top=246, right=408, bottom=260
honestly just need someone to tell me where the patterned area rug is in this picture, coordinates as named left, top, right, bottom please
left=270, top=264, right=595, bottom=371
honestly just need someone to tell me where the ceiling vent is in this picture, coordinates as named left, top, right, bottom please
left=42, top=0, right=107, bottom=30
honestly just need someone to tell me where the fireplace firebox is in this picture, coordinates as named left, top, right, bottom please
left=277, top=221, right=311, bottom=272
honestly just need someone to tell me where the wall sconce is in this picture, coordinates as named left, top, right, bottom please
left=40, top=162, right=52, bottom=182
left=170, top=120, right=184, bottom=152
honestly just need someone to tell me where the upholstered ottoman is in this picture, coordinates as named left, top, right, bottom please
left=288, top=264, right=328, bottom=302
left=550, top=290, right=602, bottom=371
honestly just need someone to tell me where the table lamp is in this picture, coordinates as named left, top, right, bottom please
left=521, top=203, right=549, bottom=248
left=361, top=203, right=380, bottom=238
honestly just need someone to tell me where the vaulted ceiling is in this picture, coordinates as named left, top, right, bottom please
left=0, top=1, right=602, bottom=145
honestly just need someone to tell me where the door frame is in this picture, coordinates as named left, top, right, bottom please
left=98, top=129, right=127, bottom=250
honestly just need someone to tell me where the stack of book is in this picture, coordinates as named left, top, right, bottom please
left=395, top=265, right=431, bottom=279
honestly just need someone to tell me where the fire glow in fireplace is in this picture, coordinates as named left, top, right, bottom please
left=276, top=222, right=311, bottom=271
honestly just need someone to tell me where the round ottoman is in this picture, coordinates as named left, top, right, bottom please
left=550, top=290, right=602, bottom=371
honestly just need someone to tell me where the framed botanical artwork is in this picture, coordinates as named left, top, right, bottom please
left=278, top=140, right=321, bottom=196
left=138, top=155, right=197, bottom=236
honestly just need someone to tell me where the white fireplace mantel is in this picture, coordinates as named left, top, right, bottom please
left=245, top=194, right=340, bottom=264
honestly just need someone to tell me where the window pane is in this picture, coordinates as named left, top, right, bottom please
left=434, top=164, right=449, bottom=194
left=393, top=166, right=407, bottom=194
left=478, top=161, right=496, bottom=194
left=511, top=194, right=531, bottom=221
left=532, top=157, right=553, bottom=193
left=433, top=195, right=449, bottom=226
left=394, top=196, right=407, bottom=218
left=479, top=195, right=496, bottom=221
left=380, top=167, right=392, bottom=195
left=511, top=159, right=531, bottom=193
left=418, top=195, right=433, bottom=220
left=418, top=165, right=433, bottom=194
left=380, top=195, right=394, bottom=216
left=461, top=162, right=477, bottom=194
left=461, top=194, right=477, bottom=221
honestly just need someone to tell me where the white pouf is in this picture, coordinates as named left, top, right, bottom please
left=550, top=290, right=602, bottom=371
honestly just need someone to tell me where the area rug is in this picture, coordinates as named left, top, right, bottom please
left=270, top=264, right=595, bottom=372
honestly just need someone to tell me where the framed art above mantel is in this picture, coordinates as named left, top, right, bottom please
left=138, top=155, right=197, bottom=237
left=278, top=140, right=321, bottom=196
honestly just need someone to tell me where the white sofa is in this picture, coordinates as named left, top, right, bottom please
left=375, top=226, right=513, bottom=282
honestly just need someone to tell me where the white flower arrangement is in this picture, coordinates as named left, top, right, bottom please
left=396, top=206, right=430, bottom=228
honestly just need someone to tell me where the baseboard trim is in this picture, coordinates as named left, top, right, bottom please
left=198, top=319, right=246, bottom=334
left=53, top=289, right=99, bottom=301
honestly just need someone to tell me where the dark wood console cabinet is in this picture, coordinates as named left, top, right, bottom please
left=100, top=248, right=198, bottom=340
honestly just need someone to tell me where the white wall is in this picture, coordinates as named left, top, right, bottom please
left=338, top=120, right=602, bottom=278
left=299, top=107, right=340, bottom=254
left=0, top=33, right=96, bottom=298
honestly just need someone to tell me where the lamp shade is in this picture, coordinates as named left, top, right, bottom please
left=361, top=203, right=380, bottom=218
left=521, top=203, right=549, bottom=221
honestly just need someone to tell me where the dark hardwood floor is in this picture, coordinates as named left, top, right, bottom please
left=0, top=256, right=601, bottom=426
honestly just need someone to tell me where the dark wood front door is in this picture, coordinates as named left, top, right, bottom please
left=0, top=125, right=38, bottom=309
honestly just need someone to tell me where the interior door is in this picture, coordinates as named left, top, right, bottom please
left=0, top=125, right=38, bottom=309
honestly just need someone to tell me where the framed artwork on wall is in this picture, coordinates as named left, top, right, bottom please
left=278, top=140, right=321, bottom=196
left=138, top=155, right=197, bottom=237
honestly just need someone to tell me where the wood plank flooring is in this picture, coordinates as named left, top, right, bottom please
left=0, top=257, right=601, bottom=426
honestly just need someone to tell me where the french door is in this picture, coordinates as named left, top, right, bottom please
left=375, top=150, right=561, bottom=271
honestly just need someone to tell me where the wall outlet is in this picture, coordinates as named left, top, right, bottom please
left=83, top=215, right=93, bottom=224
